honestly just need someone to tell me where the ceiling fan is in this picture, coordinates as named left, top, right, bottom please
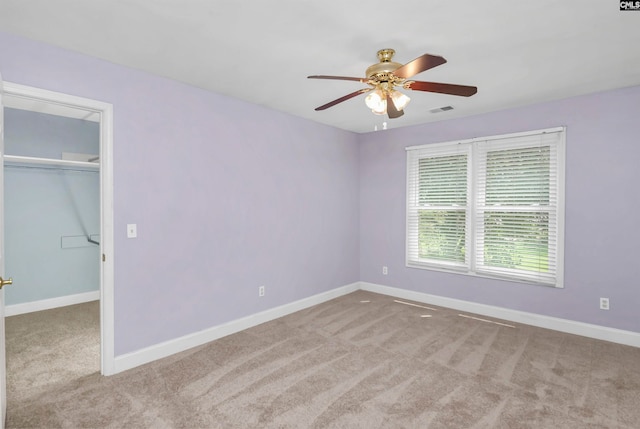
left=308, top=49, right=477, bottom=119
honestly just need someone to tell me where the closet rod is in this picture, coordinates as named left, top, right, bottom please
left=3, top=154, right=99, bottom=169
left=4, top=164, right=98, bottom=173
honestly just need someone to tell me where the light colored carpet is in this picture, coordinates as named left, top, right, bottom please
left=5, top=291, right=640, bottom=428
left=5, top=301, right=100, bottom=408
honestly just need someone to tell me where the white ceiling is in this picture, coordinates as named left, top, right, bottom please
left=1, top=1, right=639, bottom=133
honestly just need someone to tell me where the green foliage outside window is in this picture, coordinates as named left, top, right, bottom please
left=418, top=210, right=466, bottom=262
left=483, top=146, right=551, bottom=273
left=483, top=212, right=549, bottom=272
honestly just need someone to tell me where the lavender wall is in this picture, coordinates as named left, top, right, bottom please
left=0, top=32, right=360, bottom=355
left=2, top=30, right=639, bottom=359
left=359, top=85, right=640, bottom=333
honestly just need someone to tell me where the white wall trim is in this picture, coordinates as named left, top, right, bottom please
left=5, top=291, right=100, bottom=317
left=360, top=282, right=640, bottom=348
left=113, top=282, right=360, bottom=374
left=111, top=280, right=640, bottom=374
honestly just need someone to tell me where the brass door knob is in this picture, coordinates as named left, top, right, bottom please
left=0, top=277, right=13, bottom=289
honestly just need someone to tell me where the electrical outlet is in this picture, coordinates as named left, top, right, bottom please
left=382, top=266, right=388, bottom=275
left=600, top=297, right=610, bottom=310
left=259, top=286, right=265, bottom=297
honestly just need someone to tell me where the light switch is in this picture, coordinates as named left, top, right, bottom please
left=127, top=224, right=137, bottom=238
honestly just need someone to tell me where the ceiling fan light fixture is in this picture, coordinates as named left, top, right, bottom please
left=309, top=49, right=477, bottom=119
left=390, top=90, right=410, bottom=111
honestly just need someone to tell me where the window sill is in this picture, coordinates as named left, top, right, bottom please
left=406, top=261, right=562, bottom=288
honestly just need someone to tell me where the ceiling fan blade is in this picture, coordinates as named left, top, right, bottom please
left=393, top=54, right=447, bottom=79
left=314, top=88, right=371, bottom=111
left=406, top=81, right=478, bottom=97
left=308, top=75, right=368, bottom=83
left=386, top=94, right=404, bottom=119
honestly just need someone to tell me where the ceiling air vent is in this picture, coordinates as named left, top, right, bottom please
left=429, top=106, right=454, bottom=114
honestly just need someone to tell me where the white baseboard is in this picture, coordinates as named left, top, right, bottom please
left=5, top=290, right=100, bottom=317
left=360, top=282, right=640, bottom=348
left=113, top=280, right=640, bottom=375
left=113, top=282, right=360, bottom=374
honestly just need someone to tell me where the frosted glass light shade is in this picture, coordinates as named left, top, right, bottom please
left=371, top=100, right=387, bottom=115
left=391, top=90, right=410, bottom=110
left=365, top=89, right=386, bottom=114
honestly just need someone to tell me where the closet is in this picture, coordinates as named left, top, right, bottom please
left=3, top=107, right=100, bottom=314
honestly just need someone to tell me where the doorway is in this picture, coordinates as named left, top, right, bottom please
left=1, top=82, right=114, bottom=376
left=4, top=107, right=100, bottom=314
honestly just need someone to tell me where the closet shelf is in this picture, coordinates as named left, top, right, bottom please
left=3, top=155, right=99, bottom=169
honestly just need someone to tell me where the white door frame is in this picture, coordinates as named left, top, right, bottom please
left=1, top=72, right=7, bottom=428
left=3, top=82, right=115, bottom=375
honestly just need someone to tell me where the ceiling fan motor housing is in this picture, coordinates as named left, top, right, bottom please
left=366, top=49, right=403, bottom=82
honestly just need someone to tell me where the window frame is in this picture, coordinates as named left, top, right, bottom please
left=406, top=127, right=566, bottom=288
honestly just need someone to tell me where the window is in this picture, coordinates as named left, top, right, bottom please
left=406, top=127, right=565, bottom=287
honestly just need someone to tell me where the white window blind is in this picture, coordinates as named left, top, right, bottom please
left=406, top=127, right=565, bottom=287
left=407, top=143, right=471, bottom=271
